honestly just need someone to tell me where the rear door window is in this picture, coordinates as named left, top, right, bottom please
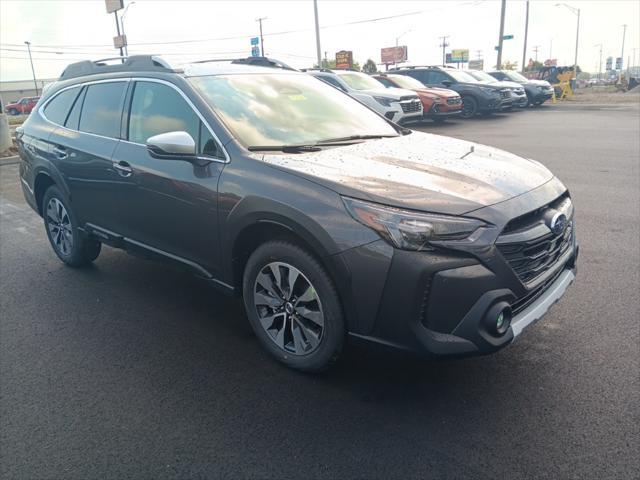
left=426, top=71, right=449, bottom=85
left=79, top=82, right=127, bottom=138
left=404, top=70, right=428, bottom=84
left=43, top=87, right=81, bottom=125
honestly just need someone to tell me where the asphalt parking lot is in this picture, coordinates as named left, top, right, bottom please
left=1, top=103, right=639, bottom=479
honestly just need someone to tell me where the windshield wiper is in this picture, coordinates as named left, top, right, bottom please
left=248, top=144, right=323, bottom=153
left=315, top=134, right=399, bottom=144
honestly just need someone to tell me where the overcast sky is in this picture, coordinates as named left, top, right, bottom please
left=1, top=0, right=639, bottom=81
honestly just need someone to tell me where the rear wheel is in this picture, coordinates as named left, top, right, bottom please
left=42, top=185, right=101, bottom=267
left=460, top=96, right=478, bottom=118
left=243, top=241, right=345, bottom=372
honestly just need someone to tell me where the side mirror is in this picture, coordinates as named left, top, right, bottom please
left=146, top=131, right=196, bottom=159
left=442, top=80, right=453, bottom=87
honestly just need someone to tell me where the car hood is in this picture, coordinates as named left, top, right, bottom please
left=418, top=87, right=459, bottom=98
left=359, top=86, right=418, bottom=99
left=260, top=131, right=554, bottom=215
left=493, top=80, right=523, bottom=89
left=526, top=79, right=552, bottom=87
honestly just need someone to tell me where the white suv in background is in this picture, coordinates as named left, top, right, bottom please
left=307, top=69, right=423, bottom=124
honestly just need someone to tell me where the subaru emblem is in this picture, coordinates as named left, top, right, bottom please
left=548, top=212, right=567, bottom=235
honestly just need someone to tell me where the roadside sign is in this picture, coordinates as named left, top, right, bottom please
left=606, top=56, right=613, bottom=70
left=251, top=46, right=260, bottom=57
left=494, top=45, right=500, bottom=51
left=502, top=34, right=514, bottom=40
left=445, top=53, right=452, bottom=64
left=615, top=57, right=622, bottom=69
left=450, top=49, right=469, bottom=63
left=468, top=59, right=484, bottom=70
left=544, top=58, right=557, bottom=66
left=113, top=34, right=127, bottom=49
left=251, top=37, right=259, bottom=46
left=381, top=46, right=407, bottom=64
left=105, top=0, right=123, bottom=13
left=335, top=50, right=353, bottom=70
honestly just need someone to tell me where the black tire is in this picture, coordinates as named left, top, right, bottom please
left=9, top=108, right=18, bottom=116
left=243, top=241, right=345, bottom=372
left=460, top=96, right=478, bottom=118
left=42, top=185, right=101, bottom=267
left=524, top=96, right=532, bottom=107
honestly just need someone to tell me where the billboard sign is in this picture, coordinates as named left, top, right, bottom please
left=335, top=50, right=353, bottom=70
left=381, top=46, right=407, bottom=64
left=605, top=57, right=613, bottom=70
left=468, top=59, right=484, bottom=70
left=450, top=49, right=469, bottom=63
left=105, top=0, right=124, bottom=13
left=543, top=58, right=558, bottom=66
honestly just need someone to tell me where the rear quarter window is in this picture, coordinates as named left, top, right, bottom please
left=43, top=87, right=81, bottom=125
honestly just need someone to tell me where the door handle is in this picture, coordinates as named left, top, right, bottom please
left=52, top=146, right=68, bottom=159
left=113, top=161, right=133, bottom=177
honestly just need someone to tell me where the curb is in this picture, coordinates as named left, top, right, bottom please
left=0, top=155, right=20, bottom=166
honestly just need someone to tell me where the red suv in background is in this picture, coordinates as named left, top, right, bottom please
left=373, top=73, right=462, bottom=122
left=5, top=96, right=40, bottom=115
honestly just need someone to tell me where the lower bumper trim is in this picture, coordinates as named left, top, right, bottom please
left=511, top=269, right=575, bottom=338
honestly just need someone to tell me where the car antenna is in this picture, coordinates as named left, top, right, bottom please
left=460, top=145, right=475, bottom=159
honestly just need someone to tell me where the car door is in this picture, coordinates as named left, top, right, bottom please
left=46, top=80, right=128, bottom=231
left=110, top=79, right=226, bottom=275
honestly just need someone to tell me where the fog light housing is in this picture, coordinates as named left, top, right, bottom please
left=484, top=302, right=512, bottom=336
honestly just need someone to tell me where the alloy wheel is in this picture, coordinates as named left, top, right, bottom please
left=253, top=261, right=324, bottom=355
left=46, top=198, right=73, bottom=256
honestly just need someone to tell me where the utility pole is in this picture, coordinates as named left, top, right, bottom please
left=256, top=17, right=266, bottom=56
left=620, top=24, right=627, bottom=71
left=114, top=10, right=123, bottom=57
left=496, top=0, right=506, bottom=69
left=24, top=41, right=39, bottom=96
left=549, top=39, right=553, bottom=60
left=120, top=1, right=135, bottom=57
left=313, top=0, right=322, bottom=69
left=533, top=45, right=540, bottom=62
left=595, top=43, right=603, bottom=81
left=521, top=0, right=529, bottom=73
left=439, top=35, right=449, bottom=66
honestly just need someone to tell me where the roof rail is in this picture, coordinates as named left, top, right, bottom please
left=59, top=55, right=180, bottom=80
left=190, top=56, right=297, bottom=71
left=300, top=68, right=333, bottom=73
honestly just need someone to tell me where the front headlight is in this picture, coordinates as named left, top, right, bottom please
left=343, top=197, right=486, bottom=251
left=373, top=96, right=394, bottom=107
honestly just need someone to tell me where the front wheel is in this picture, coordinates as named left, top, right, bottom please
left=8, top=108, right=18, bottom=115
left=243, top=241, right=345, bottom=372
left=42, top=185, right=101, bottom=267
left=460, top=96, right=478, bottom=118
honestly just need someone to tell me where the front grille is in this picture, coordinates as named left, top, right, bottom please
left=400, top=99, right=422, bottom=113
left=497, top=195, right=574, bottom=285
left=511, top=267, right=564, bottom=315
left=447, top=97, right=462, bottom=105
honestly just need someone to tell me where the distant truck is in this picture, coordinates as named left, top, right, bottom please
left=5, top=96, right=40, bottom=115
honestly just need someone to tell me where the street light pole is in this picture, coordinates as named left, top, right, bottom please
left=521, top=0, right=529, bottom=73
left=256, top=17, right=266, bottom=56
left=496, top=0, right=506, bottom=69
left=313, top=0, right=322, bottom=69
left=24, top=41, right=38, bottom=96
left=120, top=1, right=136, bottom=56
left=394, top=29, right=411, bottom=68
left=620, top=24, right=627, bottom=72
left=555, top=4, right=580, bottom=73
left=594, top=43, right=603, bottom=81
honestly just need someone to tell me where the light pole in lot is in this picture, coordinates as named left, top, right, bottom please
left=555, top=3, right=580, bottom=74
left=521, top=0, right=529, bottom=73
left=620, top=24, right=627, bottom=73
left=439, top=35, right=449, bottom=66
left=120, top=1, right=136, bottom=56
left=496, top=0, right=506, bottom=69
left=313, top=0, right=322, bottom=70
left=24, top=41, right=39, bottom=96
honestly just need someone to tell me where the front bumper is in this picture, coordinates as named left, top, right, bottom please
left=425, top=104, right=462, bottom=119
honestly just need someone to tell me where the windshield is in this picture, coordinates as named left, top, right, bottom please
left=387, top=75, right=424, bottom=90
left=504, top=71, right=528, bottom=82
left=337, top=72, right=385, bottom=91
left=189, top=73, right=397, bottom=148
left=467, top=71, right=497, bottom=83
left=447, top=70, right=479, bottom=83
